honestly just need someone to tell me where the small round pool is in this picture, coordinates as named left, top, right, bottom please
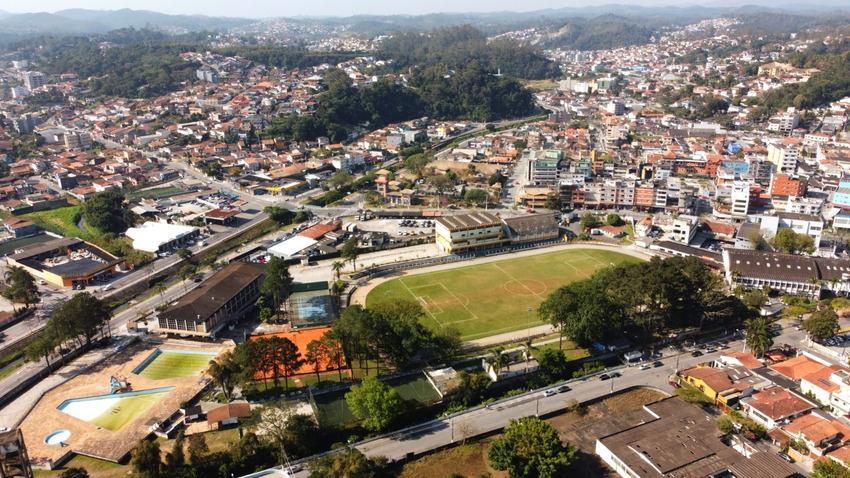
left=44, top=430, right=70, bottom=445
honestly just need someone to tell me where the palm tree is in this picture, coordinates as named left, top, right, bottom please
left=153, top=282, right=167, bottom=308
left=489, top=347, right=509, bottom=378
left=521, top=339, right=537, bottom=371
left=743, top=317, right=774, bottom=358
left=331, top=261, right=345, bottom=283
left=207, top=352, right=239, bottom=402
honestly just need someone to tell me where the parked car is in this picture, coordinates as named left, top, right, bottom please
left=691, top=351, right=703, bottom=357
left=557, top=385, right=571, bottom=393
left=705, top=347, right=717, bottom=353
left=668, top=381, right=681, bottom=389
left=653, top=361, right=663, bottom=368
left=599, top=373, right=610, bottom=381
left=638, top=364, right=651, bottom=371
left=542, top=389, right=557, bottom=397
left=609, top=372, right=621, bottom=378
left=777, top=452, right=794, bottom=463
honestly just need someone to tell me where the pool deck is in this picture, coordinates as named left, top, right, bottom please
left=19, top=339, right=227, bottom=466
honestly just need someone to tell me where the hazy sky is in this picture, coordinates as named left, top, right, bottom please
left=4, top=0, right=705, bottom=18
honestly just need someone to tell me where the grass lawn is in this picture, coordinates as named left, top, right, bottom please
left=23, top=205, right=93, bottom=241
left=135, top=350, right=216, bottom=380
left=34, top=454, right=128, bottom=478
left=366, top=248, right=641, bottom=340
left=126, top=185, right=183, bottom=201
left=88, top=391, right=171, bottom=431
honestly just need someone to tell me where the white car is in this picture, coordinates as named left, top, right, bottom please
left=638, top=364, right=651, bottom=371
left=542, top=389, right=557, bottom=397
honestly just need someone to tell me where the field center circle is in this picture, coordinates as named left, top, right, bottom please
left=504, top=280, right=547, bottom=295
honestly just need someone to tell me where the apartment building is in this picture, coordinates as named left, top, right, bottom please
left=435, top=212, right=510, bottom=254
left=769, top=173, right=807, bottom=197
left=767, top=142, right=798, bottom=174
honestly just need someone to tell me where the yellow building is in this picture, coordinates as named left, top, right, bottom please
left=680, top=366, right=745, bottom=411
left=435, top=212, right=509, bottom=254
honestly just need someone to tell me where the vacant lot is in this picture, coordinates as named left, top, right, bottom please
left=366, top=249, right=640, bottom=340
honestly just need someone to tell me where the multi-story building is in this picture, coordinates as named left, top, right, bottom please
left=435, top=212, right=510, bottom=254
left=833, top=178, right=850, bottom=209
left=669, top=214, right=698, bottom=244
left=22, top=71, right=45, bottom=90
left=766, top=107, right=800, bottom=133
left=769, top=173, right=807, bottom=197
left=722, top=249, right=850, bottom=298
left=783, top=196, right=824, bottom=216
left=767, top=142, right=798, bottom=174
left=157, top=262, right=264, bottom=339
left=527, top=150, right=565, bottom=185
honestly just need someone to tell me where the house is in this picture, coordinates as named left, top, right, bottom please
left=206, top=402, right=251, bottom=429
left=801, top=364, right=850, bottom=416
left=778, top=413, right=850, bottom=456
left=2, top=217, right=39, bottom=238
left=739, top=386, right=816, bottom=429
left=599, top=225, right=625, bottom=238
left=182, top=405, right=204, bottom=423
left=771, top=355, right=830, bottom=381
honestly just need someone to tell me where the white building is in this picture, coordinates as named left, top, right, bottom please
left=757, top=212, right=824, bottom=249
left=125, top=222, right=200, bottom=253
left=784, top=196, right=824, bottom=216
left=266, top=235, right=317, bottom=259
left=669, top=214, right=698, bottom=244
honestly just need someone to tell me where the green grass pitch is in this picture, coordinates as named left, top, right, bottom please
left=89, top=391, right=170, bottom=431
left=366, top=248, right=641, bottom=340
left=135, top=351, right=215, bottom=380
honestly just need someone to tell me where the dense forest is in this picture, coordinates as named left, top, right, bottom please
left=751, top=45, right=850, bottom=112
left=539, top=15, right=655, bottom=51
left=377, top=25, right=560, bottom=80
left=261, top=65, right=535, bottom=143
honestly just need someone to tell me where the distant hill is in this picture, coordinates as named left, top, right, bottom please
left=0, top=9, right=253, bottom=37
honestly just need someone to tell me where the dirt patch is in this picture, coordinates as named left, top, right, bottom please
left=399, top=439, right=508, bottom=478
left=398, top=389, right=665, bottom=477
left=550, top=389, right=666, bottom=477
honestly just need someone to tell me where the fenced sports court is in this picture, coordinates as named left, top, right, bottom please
left=288, top=282, right=337, bottom=328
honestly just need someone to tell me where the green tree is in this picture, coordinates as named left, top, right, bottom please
left=331, top=260, right=345, bottom=282
left=772, top=228, right=816, bottom=255
left=178, top=264, right=197, bottom=292
left=345, top=376, right=404, bottom=432
left=464, top=188, right=489, bottom=207
left=165, top=430, right=186, bottom=468
left=538, top=280, right=622, bottom=346
left=82, top=190, right=136, bottom=234
left=536, top=348, right=569, bottom=383
left=543, top=194, right=561, bottom=211
left=717, top=415, right=736, bottom=435
left=605, top=213, right=622, bottom=226
left=741, top=289, right=768, bottom=310
left=488, top=416, right=576, bottom=478
left=176, top=247, right=193, bottom=262
left=47, top=292, right=111, bottom=346
left=341, top=236, right=360, bottom=271
left=207, top=351, right=239, bottom=401
left=131, top=440, right=162, bottom=478
left=261, top=256, right=293, bottom=320
left=329, top=171, right=354, bottom=190
left=264, top=206, right=293, bottom=225
left=308, top=449, right=388, bottom=478
left=1, top=266, right=39, bottom=312
left=802, top=308, right=839, bottom=341
left=320, top=330, right=346, bottom=382
left=812, top=459, right=850, bottom=478
left=187, top=434, right=209, bottom=463
left=579, top=213, right=600, bottom=230
left=743, top=317, right=775, bottom=357
left=455, top=371, right=490, bottom=406
left=59, top=468, right=90, bottom=478
left=25, top=333, right=56, bottom=369
left=305, top=339, right=328, bottom=383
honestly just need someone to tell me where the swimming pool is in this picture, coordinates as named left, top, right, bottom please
left=57, top=387, right=174, bottom=432
left=44, top=430, right=70, bottom=445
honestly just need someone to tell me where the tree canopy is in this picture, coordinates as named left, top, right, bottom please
left=1, top=266, right=39, bottom=312
left=345, top=375, right=404, bottom=432
left=802, top=308, right=839, bottom=341
left=488, top=416, right=576, bottom=478
left=771, top=228, right=816, bottom=255
left=82, top=191, right=136, bottom=234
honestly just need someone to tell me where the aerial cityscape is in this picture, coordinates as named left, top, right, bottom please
left=0, top=2, right=848, bottom=477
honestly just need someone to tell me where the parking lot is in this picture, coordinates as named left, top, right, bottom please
left=350, top=217, right=436, bottom=244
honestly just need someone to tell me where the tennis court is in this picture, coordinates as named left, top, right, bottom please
left=311, top=372, right=441, bottom=427
left=385, top=373, right=441, bottom=403
left=312, top=390, right=355, bottom=427
left=289, top=282, right=337, bottom=327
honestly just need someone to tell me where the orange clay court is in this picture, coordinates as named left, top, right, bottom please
left=249, top=326, right=348, bottom=378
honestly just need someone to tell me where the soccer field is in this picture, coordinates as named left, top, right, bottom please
left=366, top=248, right=641, bottom=340
left=133, top=349, right=216, bottom=380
